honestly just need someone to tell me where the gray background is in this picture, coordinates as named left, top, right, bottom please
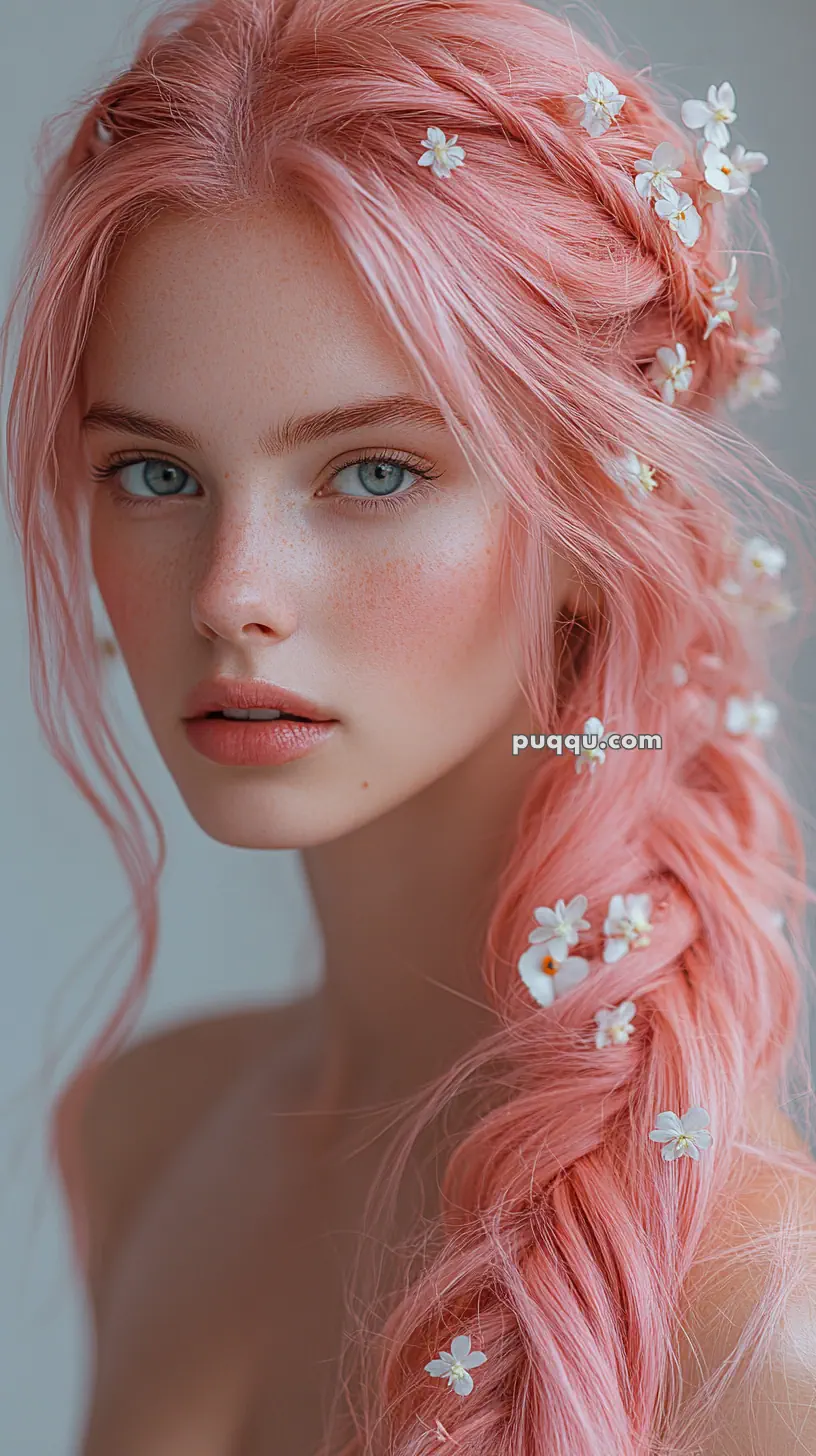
left=0, top=0, right=813, bottom=1450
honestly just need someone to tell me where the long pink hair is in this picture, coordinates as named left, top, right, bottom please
left=2, top=0, right=816, bottom=1451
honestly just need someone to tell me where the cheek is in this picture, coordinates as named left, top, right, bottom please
left=91, top=518, right=176, bottom=656
left=321, top=505, right=515, bottom=692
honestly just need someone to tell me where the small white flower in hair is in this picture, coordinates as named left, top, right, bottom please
left=649, top=1106, right=713, bottom=1161
left=577, top=72, right=626, bottom=138
left=711, top=256, right=739, bottom=298
left=736, top=325, right=781, bottom=361
left=681, top=82, right=737, bottom=149
left=425, top=1335, right=487, bottom=1397
left=607, top=449, right=659, bottom=502
left=671, top=662, right=689, bottom=687
left=603, top=893, right=653, bottom=963
left=654, top=190, right=702, bottom=248
left=575, top=716, right=606, bottom=775
left=647, top=342, right=694, bottom=405
left=633, top=141, right=684, bottom=202
left=700, top=141, right=756, bottom=199
left=527, top=894, right=590, bottom=959
left=417, top=127, right=466, bottom=180
left=594, top=999, right=637, bottom=1048
left=726, top=364, right=782, bottom=411
left=517, top=944, right=590, bottom=1008
left=724, top=692, right=778, bottom=738
left=741, top=536, right=786, bottom=581
left=703, top=298, right=738, bottom=340
left=704, top=261, right=740, bottom=338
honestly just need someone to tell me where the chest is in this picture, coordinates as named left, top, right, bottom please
left=80, top=1071, right=417, bottom=1456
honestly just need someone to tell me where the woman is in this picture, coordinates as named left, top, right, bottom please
left=3, top=0, right=816, bottom=1451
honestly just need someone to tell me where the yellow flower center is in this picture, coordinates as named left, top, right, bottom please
left=449, top=1360, right=466, bottom=1380
left=541, top=954, right=559, bottom=976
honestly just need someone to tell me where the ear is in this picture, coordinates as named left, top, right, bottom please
left=554, top=558, right=603, bottom=624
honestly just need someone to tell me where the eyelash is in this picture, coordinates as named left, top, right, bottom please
left=89, top=448, right=443, bottom=517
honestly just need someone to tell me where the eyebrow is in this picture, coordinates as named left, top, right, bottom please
left=80, top=393, right=459, bottom=456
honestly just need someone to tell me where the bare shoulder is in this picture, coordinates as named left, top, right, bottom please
left=674, top=1100, right=816, bottom=1455
left=76, top=998, right=320, bottom=1296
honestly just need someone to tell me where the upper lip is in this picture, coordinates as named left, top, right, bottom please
left=183, top=678, right=336, bottom=721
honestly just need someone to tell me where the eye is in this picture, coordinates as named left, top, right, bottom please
left=90, top=455, right=198, bottom=505
left=326, top=452, right=433, bottom=502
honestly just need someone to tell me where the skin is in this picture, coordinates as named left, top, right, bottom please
left=81, top=194, right=581, bottom=1105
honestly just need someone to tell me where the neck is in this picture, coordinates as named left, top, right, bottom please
left=300, top=694, right=538, bottom=1110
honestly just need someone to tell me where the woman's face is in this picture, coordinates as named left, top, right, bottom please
left=82, top=200, right=564, bottom=849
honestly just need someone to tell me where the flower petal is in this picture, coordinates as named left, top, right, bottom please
left=449, top=1334, right=472, bottom=1362
left=681, top=1106, right=711, bottom=1133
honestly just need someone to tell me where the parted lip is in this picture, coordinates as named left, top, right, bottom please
left=183, top=678, right=335, bottom=722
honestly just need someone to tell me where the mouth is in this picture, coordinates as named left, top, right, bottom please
left=201, top=710, right=317, bottom=722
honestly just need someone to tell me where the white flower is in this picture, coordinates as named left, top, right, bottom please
left=647, top=342, right=694, bottom=405
left=607, top=449, right=659, bottom=501
left=722, top=143, right=769, bottom=196
left=517, top=944, right=591, bottom=1008
left=649, top=1106, right=714, bottom=1161
left=735, top=325, right=781, bottom=361
left=724, top=692, right=778, bottom=738
left=602, top=893, right=653, bottom=963
left=703, top=298, right=738, bottom=340
left=425, top=1334, right=487, bottom=1396
left=654, top=189, right=702, bottom=247
left=633, top=141, right=684, bottom=202
left=726, top=365, right=782, bottom=411
left=594, top=999, right=637, bottom=1048
left=417, top=127, right=466, bottom=180
left=528, top=894, right=591, bottom=959
left=681, top=82, right=737, bottom=149
left=741, top=536, right=786, bottom=581
left=704, top=262, right=740, bottom=338
left=711, top=256, right=739, bottom=299
left=575, top=715, right=606, bottom=775
left=577, top=71, right=626, bottom=138
left=699, top=142, right=744, bottom=196
left=718, top=542, right=795, bottom=626
left=671, top=662, right=689, bottom=687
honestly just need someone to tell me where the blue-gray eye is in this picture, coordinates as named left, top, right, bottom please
left=334, top=459, right=415, bottom=498
left=127, top=460, right=194, bottom=497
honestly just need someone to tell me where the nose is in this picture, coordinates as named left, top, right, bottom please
left=189, top=490, right=299, bottom=645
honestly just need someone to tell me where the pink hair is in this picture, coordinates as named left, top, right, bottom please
left=2, top=0, right=816, bottom=1451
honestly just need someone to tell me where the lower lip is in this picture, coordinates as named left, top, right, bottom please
left=184, top=716, right=338, bottom=766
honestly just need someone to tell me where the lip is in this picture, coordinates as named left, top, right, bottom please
left=183, top=677, right=336, bottom=723
left=184, top=716, right=337, bottom=767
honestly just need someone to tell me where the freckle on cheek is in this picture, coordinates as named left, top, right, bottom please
left=329, top=549, right=501, bottom=671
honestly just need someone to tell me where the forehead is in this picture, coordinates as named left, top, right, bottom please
left=81, top=199, right=421, bottom=424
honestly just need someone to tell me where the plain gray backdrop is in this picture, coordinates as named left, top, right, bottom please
left=1, top=0, right=814, bottom=1450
